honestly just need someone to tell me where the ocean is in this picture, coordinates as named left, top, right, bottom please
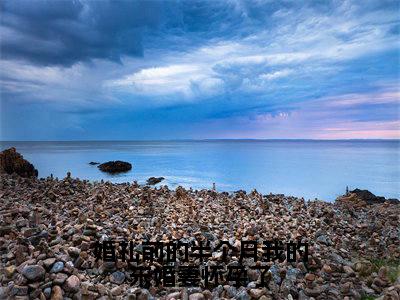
left=1, top=140, right=399, bottom=201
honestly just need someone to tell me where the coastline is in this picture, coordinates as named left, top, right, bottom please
left=1, top=140, right=399, bottom=201
left=1, top=173, right=399, bottom=299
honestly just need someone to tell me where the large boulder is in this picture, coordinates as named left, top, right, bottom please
left=147, top=176, right=164, bottom=185
left=350, top=189, right=387, bottom=204
left=337, top=188, right=399, bottom=207
left=98, top=161, right=132, bottom=173
left=0, top=147, right=38, bottom=177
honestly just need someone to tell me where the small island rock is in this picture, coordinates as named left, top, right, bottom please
left=147, top=176, right=165, bottom=185
left=98, top=161, right=132, bottom=173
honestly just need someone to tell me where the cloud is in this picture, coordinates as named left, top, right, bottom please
left=202, top=85, right=400, bottom=139
left=108, top=64, right=223, bottom=97
left=0, top=0, right=163, bottom=66
left=0, top=0, right=399, bottom=140
left=259, top=69, right=294, bottom=81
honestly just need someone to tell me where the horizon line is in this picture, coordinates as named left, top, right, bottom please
left=1, top=138, right=400, bottom=143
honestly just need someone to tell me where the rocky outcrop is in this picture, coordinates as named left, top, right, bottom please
left=97, top=161, right=132, bottom=173
left=146, top=176, right=164, bottom=185
left=0, top=147, right=38, bottom=177
left=337, top=188, right=399, bottom=208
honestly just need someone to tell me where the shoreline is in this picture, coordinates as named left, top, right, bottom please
left=0, top=172, right=399, bottom=299
left=1, top=141, right=399, bottom=202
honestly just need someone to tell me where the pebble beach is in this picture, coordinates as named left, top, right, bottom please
left=0, top=170, right=399, bottom=300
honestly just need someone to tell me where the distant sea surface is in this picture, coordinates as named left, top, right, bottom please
left=1, top=140, right=399, bottom=201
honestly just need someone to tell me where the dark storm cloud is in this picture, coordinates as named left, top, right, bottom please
left=0, top=0, right=163, bottom=66
left=1, top=0, right=399, bottom=140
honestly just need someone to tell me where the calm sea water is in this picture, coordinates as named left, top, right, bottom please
left=1, top=140, right=399, bottom=201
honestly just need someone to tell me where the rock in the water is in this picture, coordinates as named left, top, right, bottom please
left=89, top=161, right=100, bottom=165
left=98, top=161, right=132, bottom=173
left=146, top=176, right=165, bottom=185
left=0, top=147, right=38, bottom=177
left=21, top=265, right=45, bottom=281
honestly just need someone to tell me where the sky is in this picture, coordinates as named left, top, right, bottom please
left=0, top=0, right=399, bottom=141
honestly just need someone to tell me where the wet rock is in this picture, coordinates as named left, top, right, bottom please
left=147, top=177, right=165, bottom=185
left=98, top=161, right=132, bottom=173
left=89, top=162, right=100, bottom=165
left=0, top=147, right=38, bottom=177
left=21, top=265, right=45, bottom=281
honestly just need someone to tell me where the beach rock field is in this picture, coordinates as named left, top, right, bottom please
left=0, top=172, right=399, bottom=299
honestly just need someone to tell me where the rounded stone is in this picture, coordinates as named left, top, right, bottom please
left=50, top=285, right=63, bottom=300
left=21, top=265, right=45, bottom=281
left=189, top=293, right=205, bottom=300
left=64, top=275, right=80, bottom=293
left=305, top=273, right=315, bottom=281
left=110, top=271, right=125, bottom=284
left=50, top=261, right=64, bottom=273
left=68, top=246, right=81, bottom=257
left=43, top=287, right=51, bottom=298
